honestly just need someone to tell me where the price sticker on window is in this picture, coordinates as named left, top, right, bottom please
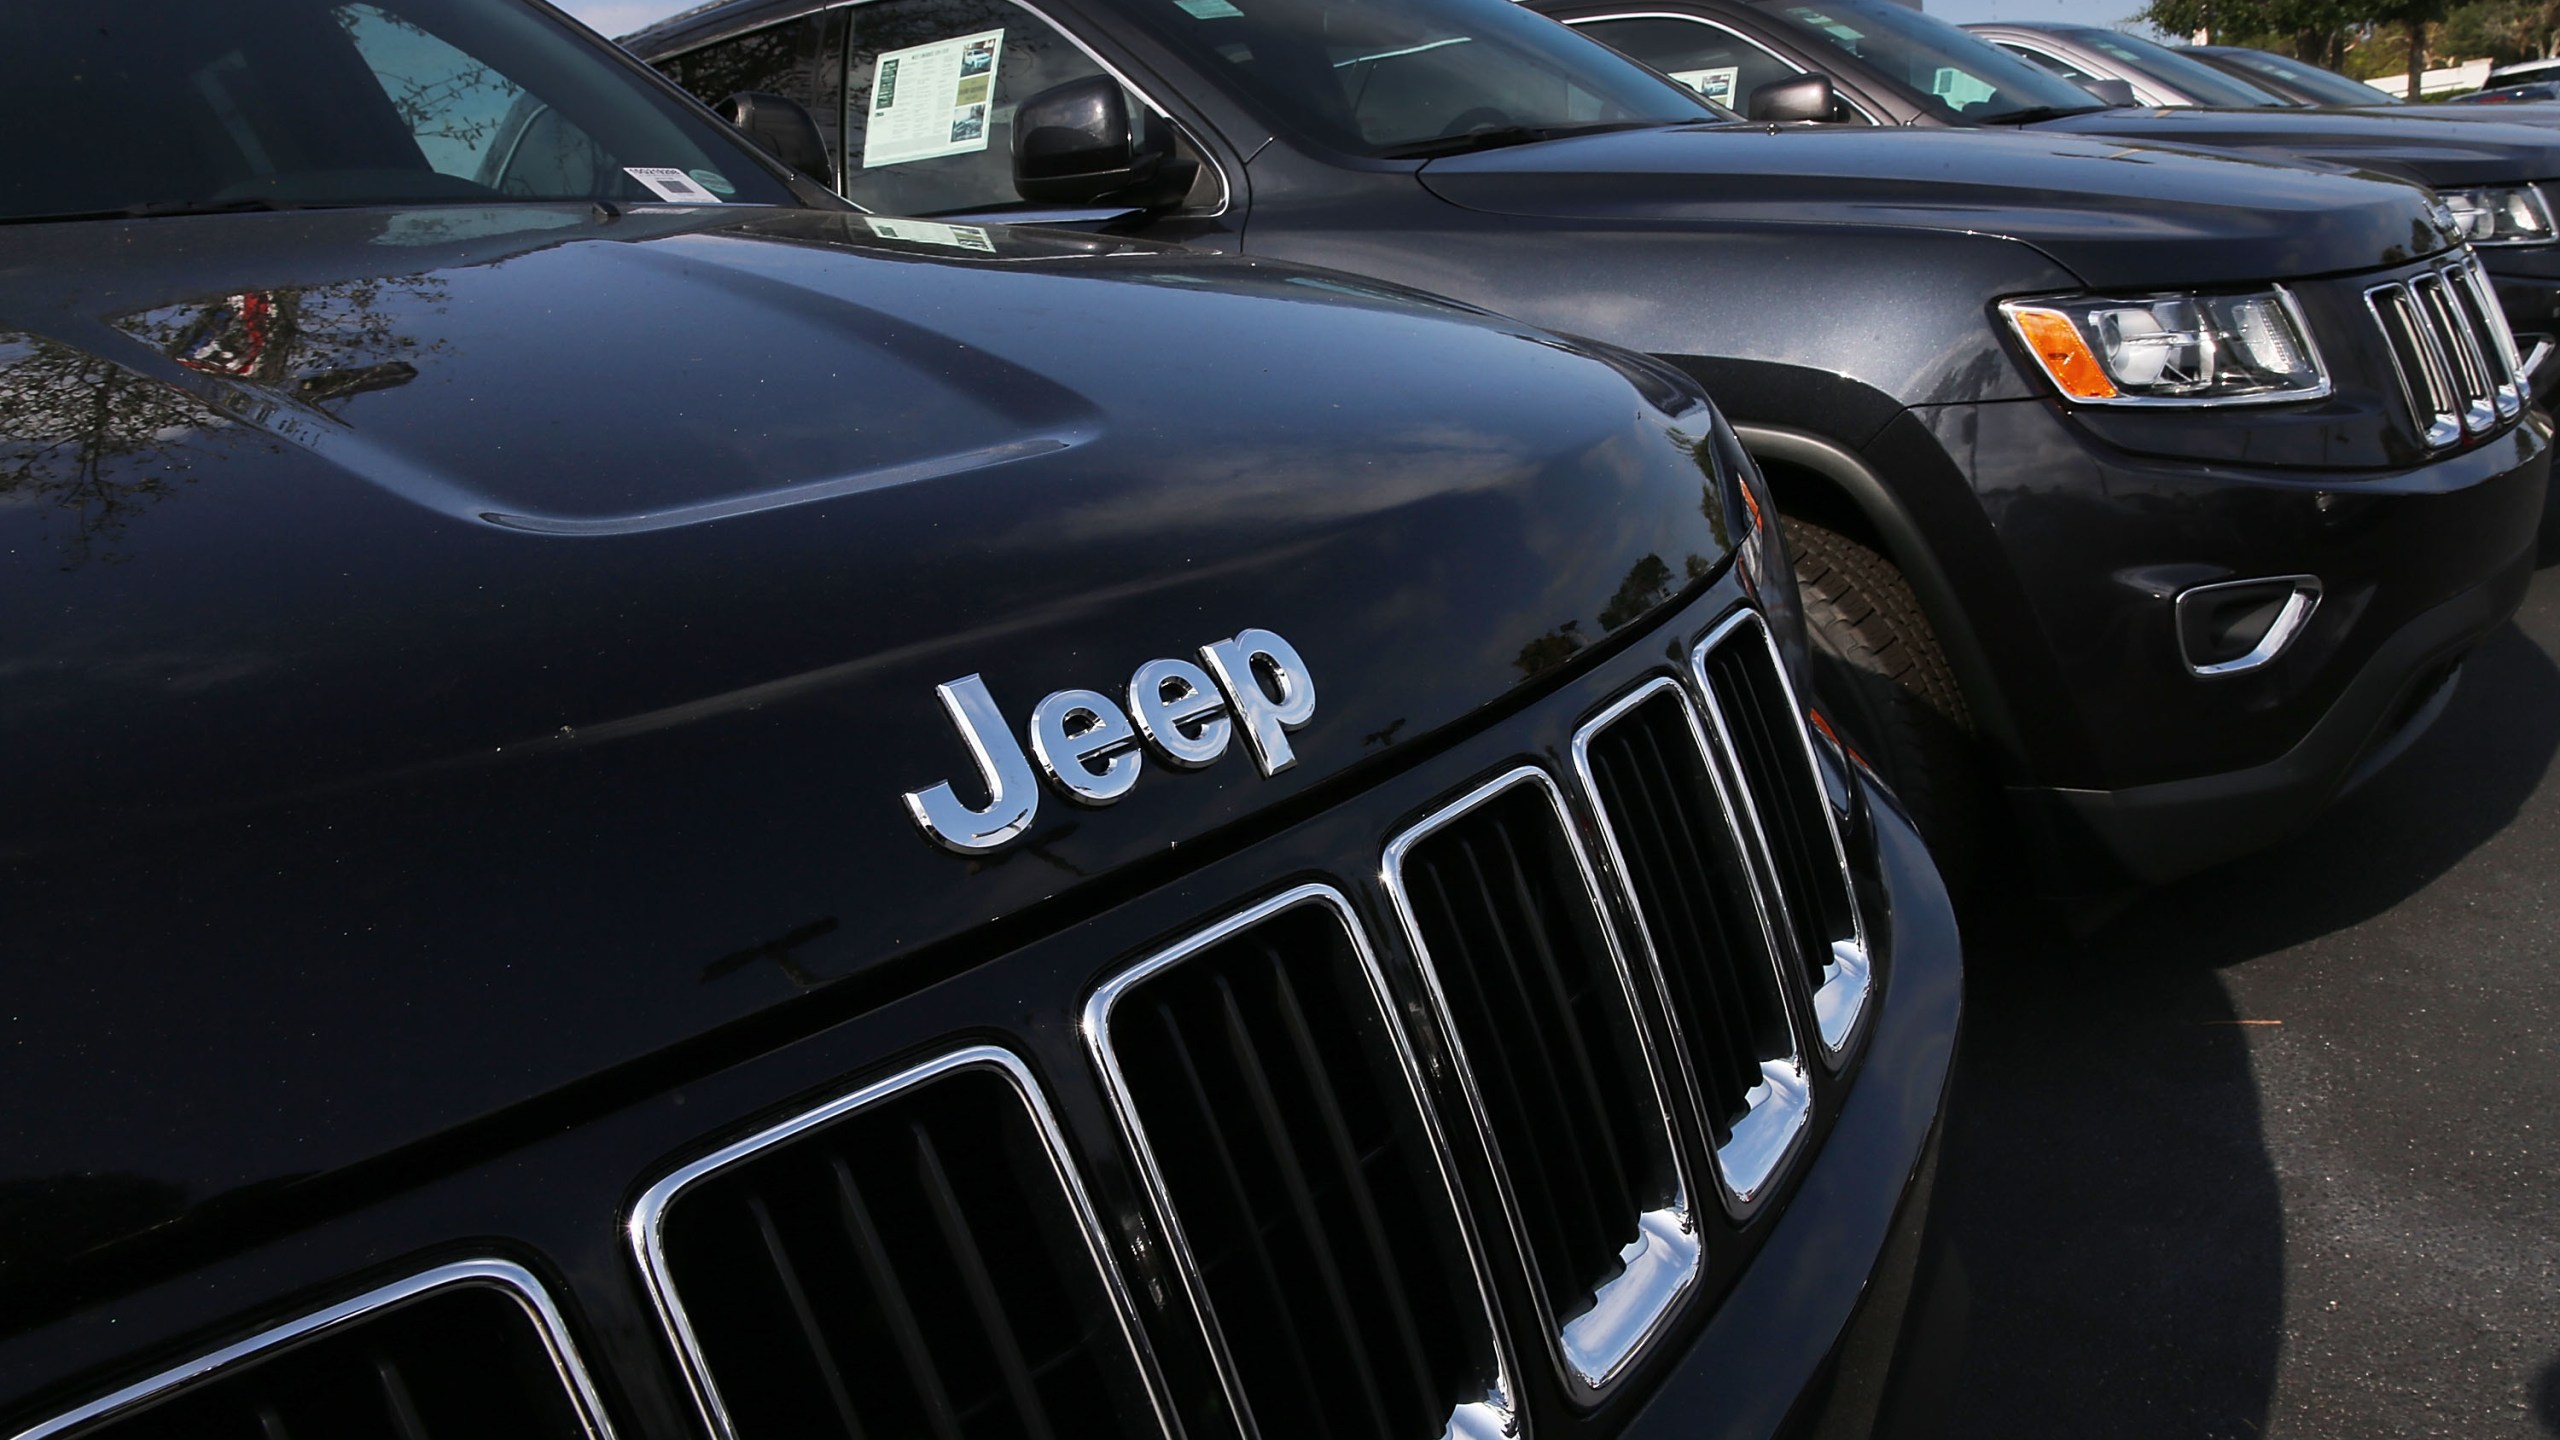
left=624, top=167, right=724, bottom=203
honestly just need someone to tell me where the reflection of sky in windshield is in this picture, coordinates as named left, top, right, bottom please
left=1334, top=35, right=1471, bottom=67
left=1772, top=0, right=2098, bottom=119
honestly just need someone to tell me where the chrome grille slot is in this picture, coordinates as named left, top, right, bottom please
left=1087, top=887, right=1514, bottom=1440
left=631, top=1049, right=1165, bottom=1440
left=18, top=1263, right=610, bottom=1440
left=1694, top=610, right=1871, bottom=1059
left=2413, top=273, right=2498, bottom=433
left=1383, top=768, right=1698, bottom=1393
left=2452, top=257, right=2528, bottom=419
left=1575, top=680, right=1812, bottom=1211
left=2371, top=258, right=2522, bottom=447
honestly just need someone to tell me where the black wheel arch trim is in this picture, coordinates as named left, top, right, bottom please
left=1729, top=422, right=2030, bottom=773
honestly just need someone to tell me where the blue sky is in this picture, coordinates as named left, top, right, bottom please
left=553, top=0, right=2153, bottom=41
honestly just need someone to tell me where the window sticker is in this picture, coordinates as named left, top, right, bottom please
left=865, top=216, right=999, bottom=251
left=624, top=166, right=723, bottom=202
left=1174, top=0, right=1245, bottom=17
left=687, top=168, right=737, bottom=197
left=863, top=29, right=1005, bottom=169
left=1667, top=66, right=1740, bottom=105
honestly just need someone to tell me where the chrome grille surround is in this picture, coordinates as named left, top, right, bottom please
left=1692, top=609, right=1872, bottom=1062
left=1380, top=766, right=1704, bottom=1398
left=1082, top=883, right=1521, bottom=1440
left=625, top=1045, right=1172, bottom=1440
left=1571, top=676, right=1814, bottom=1219
left=10, top=1261, right=615, bottom=1440
left=2368, top=253, right=2525, bottom=448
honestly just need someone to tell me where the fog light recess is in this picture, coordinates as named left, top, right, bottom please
left=2175, top=575, right=2322, bottom=676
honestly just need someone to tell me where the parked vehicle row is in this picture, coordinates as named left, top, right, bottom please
left=1529, top=0, right=2560, bottom=407
left=0, top=0, right=2548, bottom=1437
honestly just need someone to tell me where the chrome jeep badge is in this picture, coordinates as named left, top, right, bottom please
left=902, top=628, right=1317, bottom=854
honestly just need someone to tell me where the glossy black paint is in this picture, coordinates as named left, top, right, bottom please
left=0, top=163, right=1970, bottom=1440
left=641, top=0, right=2546, bottom=888
left=0, top=199, right=1742, bottom=1228
left=0, top=188, right=1800, bottom=1365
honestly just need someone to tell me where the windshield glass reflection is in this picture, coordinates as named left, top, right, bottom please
left=1102, top=0, right=1720, bottom=159
left=0, top=0, right=796, bottom=222
left=1765, top=0, right=2101, bottom=122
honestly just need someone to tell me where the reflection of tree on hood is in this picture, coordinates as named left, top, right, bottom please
left=0, top=334, right=226, bottom=570
left=0, top=275, right=439, bottom=567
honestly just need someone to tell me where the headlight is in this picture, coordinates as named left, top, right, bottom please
left=2440, top=184, right=2554, bottom=245
left=2001, top=288, right=2330, bottom=406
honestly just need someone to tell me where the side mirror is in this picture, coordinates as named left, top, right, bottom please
left=720, top=90, right=833, bottom=188
left=1012, top=75, right=1193, bottom=207
left=2079, top=77, right=2139, bottom=106
left=1746, top=73, right=1838, bottom=123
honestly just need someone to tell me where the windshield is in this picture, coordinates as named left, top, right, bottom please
left=0, top=0, right=799, bottom=222
left=1097, top=0, right=1724, bottom=160
left=1753, top=0, right=2102, bottom=122
left=2203, top=47, right=2398, bottom=106
left=2063, top=28, right=2290, bottom=107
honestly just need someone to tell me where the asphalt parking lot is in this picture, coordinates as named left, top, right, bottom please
left=1934, top=559, right=2560, bottom=1438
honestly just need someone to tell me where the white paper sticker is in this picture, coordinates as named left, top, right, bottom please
left=1668, top=66, right=1741, bottom=107
left=862, top=28, right=1004, bottom=170
left=865, top=216, right=999, bottom=252
left=624, top=166, right=723, bottom=203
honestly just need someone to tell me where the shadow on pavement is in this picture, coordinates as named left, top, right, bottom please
left=1930, top=614, right=2560, bottom=1439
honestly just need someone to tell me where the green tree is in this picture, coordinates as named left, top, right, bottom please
left=2134, top=0, right=2361, bottom=68
left=2440, top=0, right=2560, bottom=65
left=2368, top=0, right=2452, bottom=96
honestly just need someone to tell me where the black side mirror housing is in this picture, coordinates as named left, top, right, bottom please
left=1746, top=73, right=1838, bottom=123
left=720, top=90, right=834, bottom=188
left=1012, top=75, right=1193, bottom=207
left=2079, top=77, right=2139, bottom=107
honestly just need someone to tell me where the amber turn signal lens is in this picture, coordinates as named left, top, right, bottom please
left=2009, top=306, right=2120, bottom=401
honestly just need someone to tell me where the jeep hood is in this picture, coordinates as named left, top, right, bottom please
left=2031, top=106, right=2560, bottom=188
left=1418, top=124, right=2460, bottom=288
left=0, top=205, right=1733, bottom=1271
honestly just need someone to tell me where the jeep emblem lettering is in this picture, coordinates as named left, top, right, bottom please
left=903, top=628, right=1318, bottom=854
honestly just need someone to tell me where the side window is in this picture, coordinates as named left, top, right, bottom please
left=1573, top=16, right=1860, bottom=121
left=660, top=15, right=843, bottom=181
left=839, top=0, right=1116, bottom=215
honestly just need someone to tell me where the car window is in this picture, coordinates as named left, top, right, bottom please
left=1099, top=0, right=1718, bottom=160
left=832, top=0, right=1126, bottom=216
left=2069, top=28, right=2288, bottom=107
left=0, top=0, right=797, bottom=220
left=1993, top=40, right=2101, bottom=87
left=1574, top=15, right=1867, bottom=122
left=2205, top=48, right=2394, bottom=106
left=1761, top=0, right=2097, bottom=122
left=658, top=12, right=851, bottom=183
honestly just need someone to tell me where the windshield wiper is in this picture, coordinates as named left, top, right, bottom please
left=1974, top=103, right=2109, bottom=124
left=1378, top=120, right=1661, bottom=160
left=0, top=197, right=322, bottom=226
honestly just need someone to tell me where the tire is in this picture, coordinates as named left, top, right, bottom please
left=1780, top=514, right=1992, bottom=894
left=2539, top=482, right=2560, bottom=567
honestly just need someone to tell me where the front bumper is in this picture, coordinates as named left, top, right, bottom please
left=1898, top=395, right=2548, bottom=887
